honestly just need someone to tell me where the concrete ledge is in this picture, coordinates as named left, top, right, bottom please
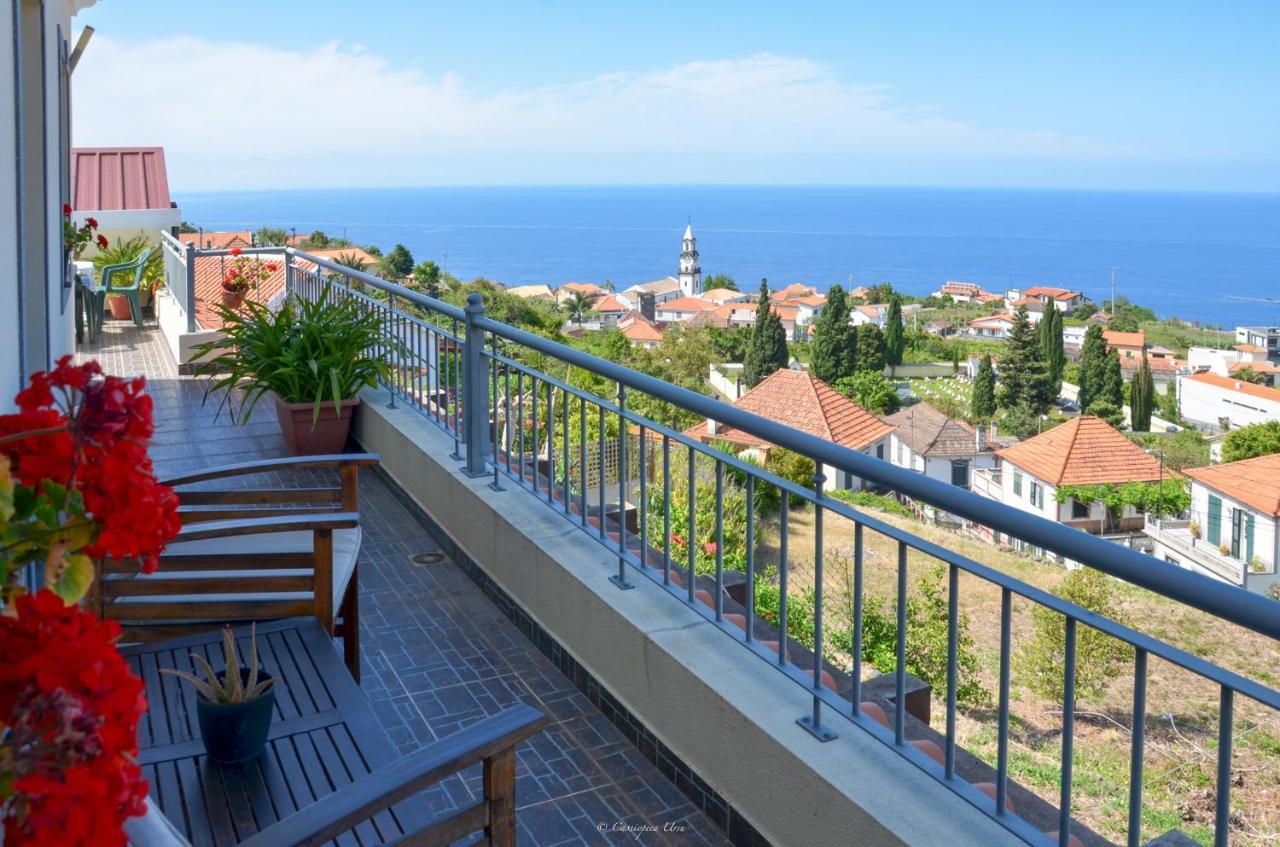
left=353, top=388, right=1026, bottom=847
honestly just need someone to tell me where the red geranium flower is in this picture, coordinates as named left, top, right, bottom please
left=0, top=590, right=150, bottom=847
left=229, top=247, right=242, bottom=256
left=85, top=217, right=98, bottom=229
left=702, top=542, right=718, bottom=555
left=96, top=234, right=109, bottom=250
left=62, top=203, right=72, bottom=216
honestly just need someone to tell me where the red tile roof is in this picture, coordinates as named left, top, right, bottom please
left=71, top=147, right=172, bottom=212
left=591, top=293, right=630, bottom=313
left=775, top=283, right=819, bottom=301
left=996, top=416, right=1163, bottom=486
left=1234, top=343, right=1268, bottom=354
left=660, top=296, right=718, bottom=313
left=941, top=281, right=981, bottom=296
left=1184, top=371, right=1280, bottom=403
left=618, top=312, right=664, bottom=342
left=685, top=369, right=893, bottom=452
left=1023, top=286, right=1082, bottom=301
left=178, top=231, right=252, bottom=250
left=1104, top=330, right=1146, bottom=349
left=192, top=252, right=287, bottom=329
left=1184, top=453, right=1280, bottom=517
left=561, top=282, right=605, bottom=295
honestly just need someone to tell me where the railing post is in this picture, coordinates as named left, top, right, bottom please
left=283, top=250, right=294, bottom=300
left=462, top=292, right=489, bottom=478
left=183, top=241, right=197, bottom=332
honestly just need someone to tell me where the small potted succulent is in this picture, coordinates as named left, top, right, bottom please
left=1188, top=520, right=1200, bottom=540
left=161, top=626, right=275, bottom=764
left=193, top=285, right=396, bottom=454
left=1219, top=543, right=1231, bottom=557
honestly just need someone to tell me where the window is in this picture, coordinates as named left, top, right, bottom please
left=950, top=460, right=970, bottom=489
left=1013, top=472, right=1023, bottom=496
left=896, top=442, right=903, bottom=465
left=1030, top=481, right=1044, bottom=509
left=1072, top=499, right=1090, bottom=519
left=1207, top=494, right=1222, bottom=545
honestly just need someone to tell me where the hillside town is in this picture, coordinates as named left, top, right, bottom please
left=163, top=212, right=1280, bottom=600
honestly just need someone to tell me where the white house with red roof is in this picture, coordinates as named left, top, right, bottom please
left=1178, top=372, right=1280, bottom=430
left=851, top=303, right=889, bottom=328
left=934, top=281, right=996, bottom=303
left=1005, top=286, right=1086, bottom=315
left=1148, top=453, right=1280, bottom=596
left=972, top=416, right=1165, bottom=547
left=1186, top=344, right=1280, bottom=388
left=655, top=295, right=718, bottom=323
left=685, top=369, right=893, bottom=493
left=968, top=312, right=1015, bottom=339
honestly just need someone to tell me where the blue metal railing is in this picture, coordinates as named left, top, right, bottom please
left=273, top=248, right=1278, bottom=847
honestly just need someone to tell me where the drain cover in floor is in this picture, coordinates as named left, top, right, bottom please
left=410, top=551, right=446, bottom=566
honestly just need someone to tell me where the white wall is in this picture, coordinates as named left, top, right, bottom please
left=1178, top=374, right=1280, bottom=429
left=1, top=1, right=82, bottom=410
left=1189, top=482, right=1278, bottom=572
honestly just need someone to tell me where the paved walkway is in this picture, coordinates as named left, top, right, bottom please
left=79, top=319, right=731, bottom=846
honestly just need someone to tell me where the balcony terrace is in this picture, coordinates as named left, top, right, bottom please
left=78, top=320, right=733, bottom=847
left=73, top=242, right=1280, bottom=847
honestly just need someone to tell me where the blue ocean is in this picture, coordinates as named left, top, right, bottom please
left=175, top=186, right=1280, bottom=329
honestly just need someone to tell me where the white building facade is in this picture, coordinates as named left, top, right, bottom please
left=2, top=1, right=98, bottom=407
left=1178, top=372, right=1280, bottom=430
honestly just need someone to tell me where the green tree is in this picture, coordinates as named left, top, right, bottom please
left=810, top=284, right=856, bottom=383
left=702, top=272, right=738, bottom=292
left=562, top=290, right=599, bottom=326
left=971, top=353, right=997, bottom=421
left=1039, top=300, right=1066, bottom=396
left=1020, top=567, right=1131, bottom=703
left=410, top=260, right=442, bottom=298
left=743, top=280, right=788, bottom=387
left=884, top=297, right=905, bottom=374
left=854, top=324, right=886, bottom=373
left=1221, top=420, right=1280, bottom=463
left=706, top=326, right=751, bottom=362
left=381, top=243, right=414, bottom=278
left=178, top=221, right=198, bottom=233
left=1232, top=366, right=1267, bottom=385
left=254, top=226, right=289, bottom=246
left=1160, top=379, right=1178, bottom=421
left=1078, top=324, right=1107, bottom=411
left=1129, top=429, right=1209, bottom=471
left=1130, top=353, right=1155, bottom=432
left=1083, top=351, right=1125, bottom=429
left=834, top=372, right=901, bottom=415
left=305, top=229, right=330, bottom=248
left=997, top=306, right=1054, bottom=435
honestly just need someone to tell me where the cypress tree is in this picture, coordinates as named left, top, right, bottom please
left=1162, top=379, right=1178, bottom=421
left=997, top=306, right=1054, bottom=416
left=810, top=284, right=856, bottom=383
left=971, top=353, right=997, bottom=421
left=854, top=324, right=886, bottom=373
left=1087, top=349, right=1126, bottom=429
left=884, top=296, right=905, bottom=374
left=743, top=280, right=788, bottom=387
left=1039, top=300, right=1065, bottom=397
left=1078, top=323, right=1107, bottom=411
left=1131, top=352, right=1155, bottom=432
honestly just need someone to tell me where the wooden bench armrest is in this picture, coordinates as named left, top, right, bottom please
left=165, top=512, right=359, bottom=543
left=239, top=704, right=548, bottom=847
left=162, top=454, right=379, bottom=487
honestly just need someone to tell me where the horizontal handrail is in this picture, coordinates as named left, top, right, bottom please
left=473, top=310, right=1278, bottom=640
left=281, top=249, right=1278, bottom=639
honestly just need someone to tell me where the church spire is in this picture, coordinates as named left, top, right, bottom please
left=678, top=222, right=701, bottom=296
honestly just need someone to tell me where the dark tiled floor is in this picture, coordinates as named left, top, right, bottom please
left=79, top=319, right=731, bottom=847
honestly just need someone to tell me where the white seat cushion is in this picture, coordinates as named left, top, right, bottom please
left=118, top=527, right=360, bottom=615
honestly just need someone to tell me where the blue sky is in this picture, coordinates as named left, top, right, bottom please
left=73, top=1, right=1280, bottom=192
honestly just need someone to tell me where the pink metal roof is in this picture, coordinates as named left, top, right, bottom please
left=71, top=147, right=172, bottom=212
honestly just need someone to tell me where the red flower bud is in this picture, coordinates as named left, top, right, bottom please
left=86, top=217, right=98, bottom=229
left=62, top=203, right=73, bottom=216
left=229, top=247, right=242, bottom=256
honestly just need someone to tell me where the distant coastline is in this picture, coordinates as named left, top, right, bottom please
left=175, top=185, right=1280, bottom=329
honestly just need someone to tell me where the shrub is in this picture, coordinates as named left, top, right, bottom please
left=1019, top=567, right=1131, bottom=702
left=828, top=489, right=914, bottom=518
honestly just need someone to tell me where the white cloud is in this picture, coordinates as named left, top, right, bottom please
left=73, top=36, right=1142, bottom=189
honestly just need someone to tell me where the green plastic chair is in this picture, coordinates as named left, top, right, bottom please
left=91, top=247, right=152, bottom=333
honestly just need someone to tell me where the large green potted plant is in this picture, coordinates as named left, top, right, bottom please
left=93, top=234, right=163, bottom=312
left=192, top=287, right=396, bottom=454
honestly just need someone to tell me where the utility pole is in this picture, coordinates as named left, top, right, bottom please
left=1110, top=267, right=1117, bottom=313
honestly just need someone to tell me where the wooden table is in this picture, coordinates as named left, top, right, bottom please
left=125, top=618, right=430, bottom=846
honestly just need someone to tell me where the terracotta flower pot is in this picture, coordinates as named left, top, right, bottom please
left=106, top=293, right=133, bottom=320
left=273, top=394, right=360, bottom=455
left=221, top=288, right=246, bottom=309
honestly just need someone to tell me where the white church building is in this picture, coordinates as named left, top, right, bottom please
left=622, top=223, right=703, bottom=306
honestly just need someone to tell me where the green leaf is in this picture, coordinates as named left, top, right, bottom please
left=52, top=553, right=94, bottom=603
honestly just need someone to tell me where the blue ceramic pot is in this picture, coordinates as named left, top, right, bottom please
left=195, top=671, right=276, bottom=765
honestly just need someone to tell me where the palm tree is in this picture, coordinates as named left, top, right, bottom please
left=563, top=290, right=599, bottom=325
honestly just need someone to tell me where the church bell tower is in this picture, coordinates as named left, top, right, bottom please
left=678, top=222, right=701, bottom=296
